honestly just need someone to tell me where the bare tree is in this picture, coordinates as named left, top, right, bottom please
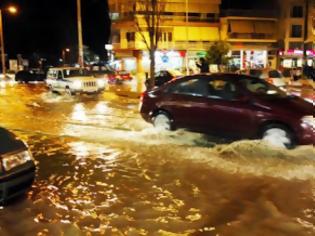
left=135, top=0, right=163, bottom=89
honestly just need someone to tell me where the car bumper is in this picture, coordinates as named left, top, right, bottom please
left=74, top=88, right=105, bottom=94
left=0, top=161, right=36, bottom=203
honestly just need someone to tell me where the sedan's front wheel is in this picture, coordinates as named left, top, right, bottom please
left=262, top=125, right=294, bottom=149
left=153, top=113, right=172, bottom=131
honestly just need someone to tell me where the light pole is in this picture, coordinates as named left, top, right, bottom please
left=185, top=0, right=189, bottom=75
left=77, top=0, right=84, bottom=67
left=0, top=6, right=17, bottom=78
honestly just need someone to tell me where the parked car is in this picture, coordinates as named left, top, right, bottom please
left=0, top=127, right=35, bottom=204
left=108, top=70, right=133, bottom=85
left=46, top=67, right=106, bottom=95
left=239, top=69, right=286, bottom=88
left=15, top=69, right=45, bottom=83
left=140, top=73, right=314, bottom=148
left=145, top=69, right=183, bottom=89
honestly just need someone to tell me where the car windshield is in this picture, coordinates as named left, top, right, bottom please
left=63, top=69, right=91, bottom=78
left=240, top=78, right=287, bottom=98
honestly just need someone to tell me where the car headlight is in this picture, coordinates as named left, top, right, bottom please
left=73, top=81, right=82, bottom=89
left=302, top=116, right=315, bottom=129
left=1, top=150, right=33, bottom=172
left=97, top=79, right=106, bottom=88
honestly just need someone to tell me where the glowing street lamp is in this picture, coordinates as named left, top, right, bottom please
left=62, top=48, right=71, bottom=65
left=0, top=6, right=18, bottom=78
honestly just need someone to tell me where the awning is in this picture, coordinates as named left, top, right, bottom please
left=230, top=20, right=254, bottom=33
left=254, top=21, right=275, bottom=34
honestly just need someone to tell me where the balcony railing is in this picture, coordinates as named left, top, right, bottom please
left=228, top=33, right=276, bottom=40
left=110, top=12, right=219, bottom=23
left=113, top=41, right=214, bottom=50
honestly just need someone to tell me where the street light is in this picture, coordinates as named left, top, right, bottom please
left=62, top=48, right=71, bottom=65
left=0, top=6, right=18, bottom=78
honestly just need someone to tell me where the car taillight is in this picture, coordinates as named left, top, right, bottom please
left=266, top=78, right=273, bottom=84
left=140, top=91, right=146, bottom=103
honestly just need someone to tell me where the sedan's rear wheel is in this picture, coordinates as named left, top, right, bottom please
left=153, top=113, right=172, bottom=131
left=262, top=125, right=294, bottom=149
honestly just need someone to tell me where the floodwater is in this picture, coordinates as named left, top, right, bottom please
left=0, top=83, right=314, bottom=236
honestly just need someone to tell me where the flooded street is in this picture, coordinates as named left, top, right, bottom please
left=0, top=83, right=315, bottom=236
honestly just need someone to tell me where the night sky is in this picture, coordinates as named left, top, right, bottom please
left=1, top=0, right=110, bottom=60
left=1, top=0, right=274, bottom=61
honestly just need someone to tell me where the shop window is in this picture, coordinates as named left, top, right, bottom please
left=126, top=32, right=135, bottom=41
left=291, top=25, right=302, bottom=38
left=291, top=6, right=303, bottom=18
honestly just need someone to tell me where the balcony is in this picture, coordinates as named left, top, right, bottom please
left=222, top=9, right=278, bottom=18
left=228, top=33, right=277, bottom=40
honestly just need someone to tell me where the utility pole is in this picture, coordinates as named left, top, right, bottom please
left=185, top=0, right=189, bottom=75
left=0, top=10, right=6, bottom=77
left=77, top=0, right=84, bottom=67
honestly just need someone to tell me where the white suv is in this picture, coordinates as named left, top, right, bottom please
left=46, top=67, right=106, bottom=95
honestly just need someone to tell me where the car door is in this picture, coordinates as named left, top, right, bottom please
left=56, top=70, right=66, bottom=91
left=162, top=76, right=212, bottom=131
left=201, top=77, right=256, bottom=138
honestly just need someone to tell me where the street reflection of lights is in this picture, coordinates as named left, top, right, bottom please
left=8, top=80, right=15, bottom=86
left=0, top=81, right=6, bottom=88
left=95, top=102, right=109, bottom=114
left=71, top=103, right=87, bottom=121
left=69, top=142, right=89, bottom=159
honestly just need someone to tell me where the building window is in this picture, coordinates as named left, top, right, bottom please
left=291, top=25, right=302, bottom=38
left=291, top=6, right=303, bottom=18
left=289, top=42, right=303, bottom=50
left=126, top=32, right=135, bottom=41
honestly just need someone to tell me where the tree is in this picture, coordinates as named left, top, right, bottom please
left=136, top=0, right=163, bottom=89
left=206, top=41, right=231, bottom=71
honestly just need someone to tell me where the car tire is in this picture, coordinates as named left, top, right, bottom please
left=261, top=124, right=295, bottom=149
left=153, top=112, right=172, bottom=131
left=65, top=87, right=73, bottom=97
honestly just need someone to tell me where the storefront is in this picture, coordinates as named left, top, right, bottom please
left=228, top=49, right=268, bottom=70
left=279, top=50, right=304, bottom=68
left=306, top=50, right=315, bottom=67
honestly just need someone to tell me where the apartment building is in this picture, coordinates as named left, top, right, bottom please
left=305, top=0, right=314, bottom=66
left=220, top=9, right=279, bottom=69
left=277, top=0, right=307, bottom=68
left=109, top=0, right=221, bottom=76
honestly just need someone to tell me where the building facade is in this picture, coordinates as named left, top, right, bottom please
left=305, top=0, right=315, bottom=66
left=277, top=0, right=315, bottom=68
left=220, top=9, right=279, bottom=70
left=109, top=0, right=222, bottom=77
left=109, top=0, right=314, bottom=76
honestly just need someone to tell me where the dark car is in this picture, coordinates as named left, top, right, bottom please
left=145, top=70, right=183, bottom=88
left=15, top=69, right=46, bottom=83
left=0, top=127, right=35, bottom=204
left=140, top=73, right=315, bottom=148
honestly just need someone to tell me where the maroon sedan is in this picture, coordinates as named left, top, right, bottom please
left=140, top=74, right=315, bottom=148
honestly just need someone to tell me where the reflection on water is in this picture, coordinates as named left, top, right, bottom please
left=0, top=135, right=314, bottom=236
left=0, top=84, right=315, bottom=235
